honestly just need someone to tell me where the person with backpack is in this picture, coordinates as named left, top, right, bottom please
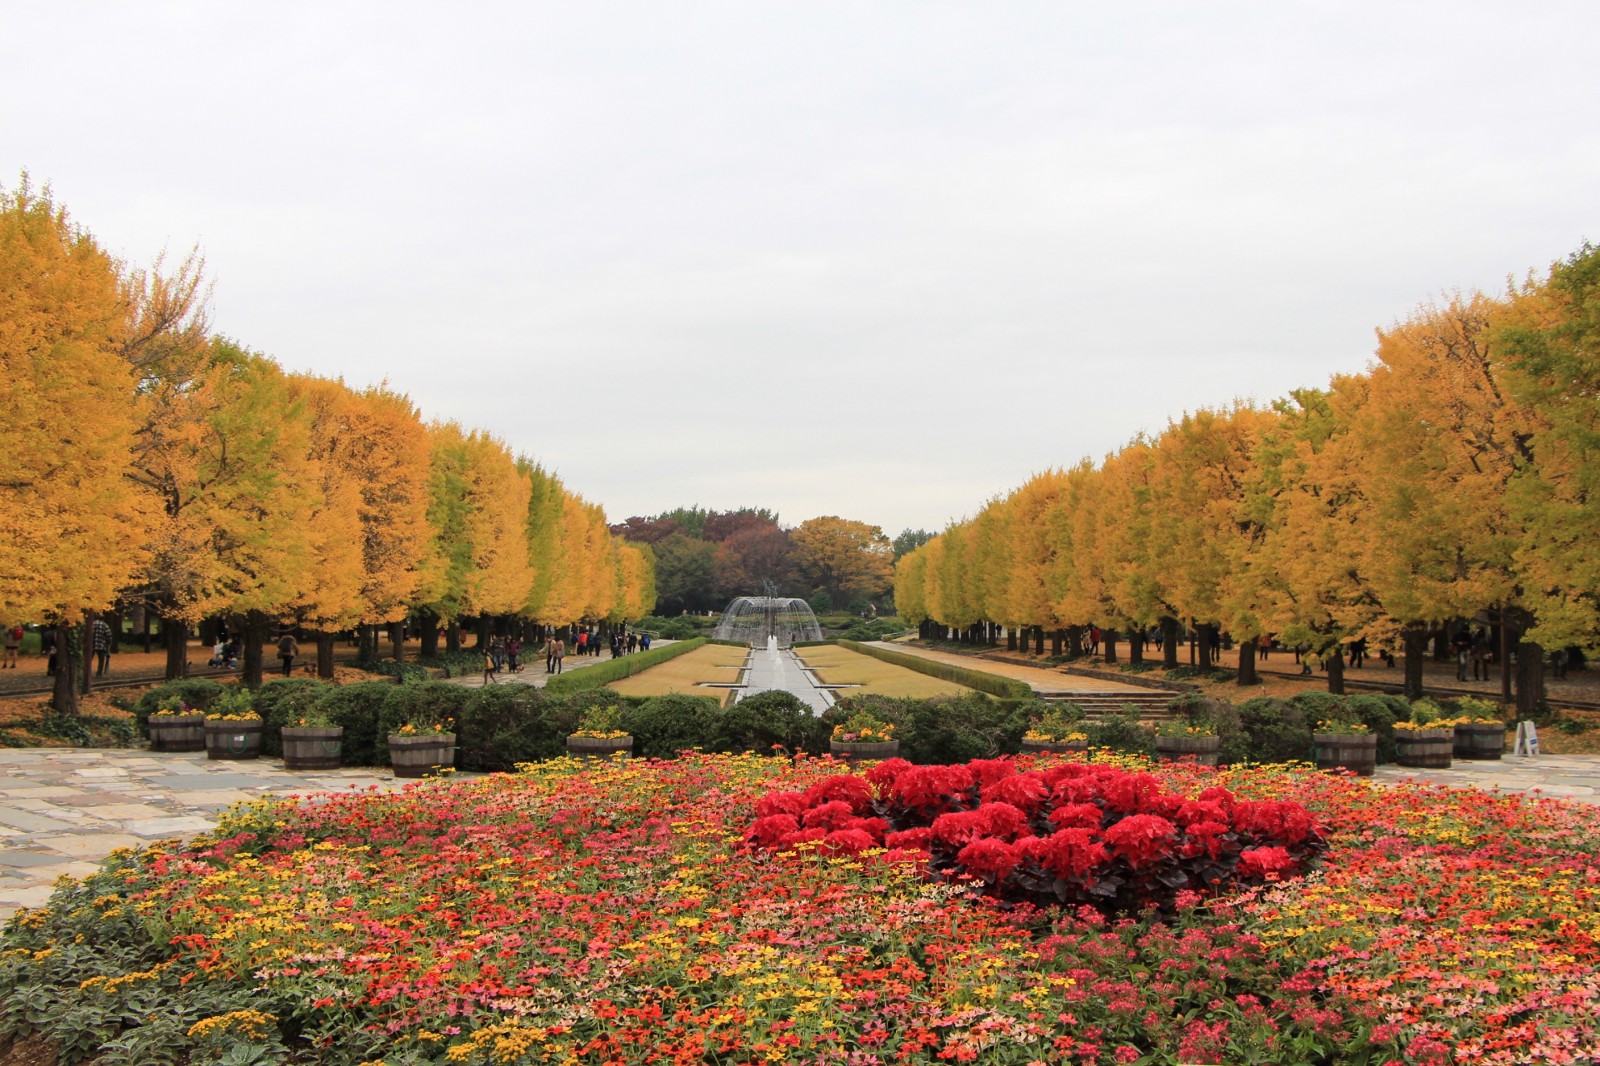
left=3, top=624, right=21, bottom=668
left=277, top=632, right=299, bottom=677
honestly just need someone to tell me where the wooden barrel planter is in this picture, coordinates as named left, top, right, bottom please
left=830, top=739, right=900, bottom=761
left=1313, top=732, right=1377, bottom=777
left=388, top=733, right=456, bottom=778
left=566, top=734, right=633, bottom=760
left=1454, top=723, right=1506, bottom=761
left=1395, top=728, right=1454, bottom=769
left=1155, top=735, right=1221, bottom=766
left=148, top=714, right=205, bottom=753
left=204, top=720, right=263, bottom=761
left=282, top=726, right=344, bottom=770
left=1020, top=739, right=1088, bottom=756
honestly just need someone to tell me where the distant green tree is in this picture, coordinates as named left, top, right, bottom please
left=892, top=528, right=934, bottom=560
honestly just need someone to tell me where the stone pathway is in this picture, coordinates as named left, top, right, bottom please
left=1373, top=752, right=1599, bottom=804
left=447, top=640, right=676, bottom=689
left=0, top=748, right=420, bottom=921
left=741, top=646, right=832, bottom=712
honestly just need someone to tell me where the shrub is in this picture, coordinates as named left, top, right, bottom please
left=132, top=679, right=226, bottom=731
left=619, top=694, right=723, bottom=758
left=634, top=616, right=707, bottom=641
left=311, top=682, right=405, bottom=766
left=254, top=679, right=328, bottom=756
left=823, top=693, right=1029, bottom=763
left=715, top=691, right=825, bottom=754
left=1344, top=694, right=1401, bottom=763
left=422, top=649, right=486, bottom=679
left=454, top=685, right=565, bottom=771
left=1084, top=708, right=1156, bottom=756
left=370, top=661, right=432, bottom=684
left=1234, top=696, right=1314, bottom=764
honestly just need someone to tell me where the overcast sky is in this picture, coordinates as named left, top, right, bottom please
left=5, top=3, right=1597, bottom=537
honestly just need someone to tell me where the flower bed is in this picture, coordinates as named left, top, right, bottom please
left=1, top=754, right=1597, bottom=1064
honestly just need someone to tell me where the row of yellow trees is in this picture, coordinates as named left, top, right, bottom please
left=895, top=242, right=1600, bottom=710
left=0, top=180, right=655, bottom=710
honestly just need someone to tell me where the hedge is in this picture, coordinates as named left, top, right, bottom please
left=543, top=638, right=708, bottom=696
left=835, top=640, right=1032, bottom=700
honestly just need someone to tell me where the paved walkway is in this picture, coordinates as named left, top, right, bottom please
left=742, top=646, right=833, bottom=712
left=863, top=641, right=1158, bottom=696
left=447, top=640, right=676, bottom=689
left=1373, top=752, right=1599, bottom=804
left=0, top=749, right=417, bottom=921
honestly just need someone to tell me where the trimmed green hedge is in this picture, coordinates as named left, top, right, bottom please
left=543, top=638, right=708, bottom=696
left=131, top=679, right=227, bottom=733
left=835, top=640, right=1032, bottom=700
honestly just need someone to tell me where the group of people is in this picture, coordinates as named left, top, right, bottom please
left=1, top=621, right=114, bottom=677
left=480, top=627, right=655, bottom=683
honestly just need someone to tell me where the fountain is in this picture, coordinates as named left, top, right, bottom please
left=712, top=596, right=824, bottom=648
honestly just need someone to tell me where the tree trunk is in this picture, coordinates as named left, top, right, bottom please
left=421, top=613, right=440, bottom=658
left=1033, top=626, right=1045, bottom=655
left=141, top=608, right=152, bottom=654
left=108, top=611, right=123, bottom=654
left=1237, top=641, right=1257, bottom=685
left=165, top=617, right=189, bottom=679
left=1433, top=629, right=1452, bottom=662
left=51, top=622, right=80, bottom=716
left=388, top=620, right=404, bottom=662
left=1006, top=627, right=1017, bottom=651
left=476, top=616, right=491, bottom=647
left=1067, top=625, right=1084, bottom=658
left=1498, top=615, right=1513, bottom=702
left=1128, top=632, right=1143, bottom=665
left=241, top=611, right=268, bottom=689
left=1051, top=629, right=1063, bottom=657
left=1196, top=625, right=1215, bottom=673
left=79, top=618, right=93, bottom=696
left=315, top=631, right=336, bottom=679
left=1515, top=640, right=1544, bottom=718
left=1402, top=625, right=1428, bottom=700
left=1103, top=629, right=1118, bottom=664
left=1160, top=617, right=1180, bottom=669
left=1326, top=646, right=1346, bottom=695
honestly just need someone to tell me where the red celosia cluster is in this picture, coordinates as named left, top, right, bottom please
left=748, top=757, right=1325, bottom=911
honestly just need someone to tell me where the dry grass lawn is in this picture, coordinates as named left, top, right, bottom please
left=606, top=643, right=750, bottom=703
left=795, top=645, right=972, bottom=698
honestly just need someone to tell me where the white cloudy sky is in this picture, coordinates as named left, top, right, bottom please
left=5, top=3, right=1597, bottom=537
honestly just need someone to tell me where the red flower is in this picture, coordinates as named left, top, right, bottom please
left=802, top=801, right=858, bottom=831
left=746, top=814, right=799, bottom=848
left=1237, top=845, right=1297, bottom=881
left=864, top=757, right=913, bottom=795
left=822, top=828, right=877, bottom=855
left=1102, top=814, right=1177, bottom=868
left=801, top=774, right=874, bottom=813
left=965, top=758, right=1016, bottom=788
left=884, top=827, right=935, bottom=852
left=891, top=765, right=975, bottom=815
left=1048, top=803, right=1104, bottom=831
left=980, top=771, right=1050, bottom=813
left=755, top=791, right=807, bottom=818
left=1024, top=827, right=1108, bottom=881
left=955, top=837, right=1020, bottom=881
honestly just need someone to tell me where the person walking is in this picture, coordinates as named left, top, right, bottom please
left=90, top=616, right=112, bottom=677
left=552, top=637, right=565, bottom=674
left=3, top=624, right=20, bottom=669
left=576, top=629, right=588, bottom=657
left=544, top=634, right=557, bottom=673
left=277, top=632, right=299, bottom=677
left=506, top=635, right=521, bottom=673
left=482, top=644, right=499, bottom=684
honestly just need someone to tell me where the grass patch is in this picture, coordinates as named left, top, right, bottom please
left=607, top=643, right=749, bottom=703
left=795, top=644, right=972, bottom=698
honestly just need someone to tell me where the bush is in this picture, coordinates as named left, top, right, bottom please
left=311, top=682, right=406, bottom=766
left=619, top=694, right=723, bottom=758
left=544, top=638, right=708, bottom=696
left=822, top=693, right=1029, bottom=763
left=635, top=616, right=709, bottom=641
left=453, top=685, right=565, bottom=771
left=1235, top=696, right=1314, bottom=764
left=132, top=679, right=226, bottom=732
left=1344, top=694, right=1401, bottom=764
left=1084, top=707, right=1156, bottom=756
left=370, top=661, right=432, bottom=684
left=838, top=617, right=908, bottom=643
left=422, top=650, right=486, bottom=679
left=254, top=679, right=329, bottom=756
left=836, top=640, right=1031, bottom=700
left=715, top=692, right=826, bottom=754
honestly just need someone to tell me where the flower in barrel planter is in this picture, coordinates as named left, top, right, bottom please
left=148, top=695, right=206, bottom=753
left=203, top=689, right=264, bottom=761
left=1021, top=706, right=1088, bottom=755
left=1393, top=698, right=1454, bottom=769
left=1313, top=713, right=1376, bottom=776
left=389, top=713, right=456, bottom=778
left=566, top=705, right=633, bottom=759
left=281, top=702, right=343, bottom=771
left=830, top=711, right=898, bottom=759
left=1444, top=697, right=1507, bottom=761
left=1153, top=718, right=1221, bottom=765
